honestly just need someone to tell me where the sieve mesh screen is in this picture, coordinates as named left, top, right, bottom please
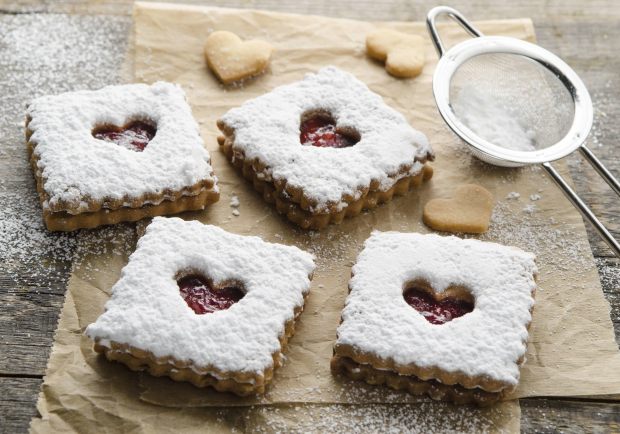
left=449, top=53, right=575, bottom=151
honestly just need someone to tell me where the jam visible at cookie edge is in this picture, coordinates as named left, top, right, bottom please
left=300, top=115, right=359, bottom=148
left=93, top=120, right=156, bottom=152
left=403, top=286, right=473, bottom=325
left=177, top=274, right=244, bottom=315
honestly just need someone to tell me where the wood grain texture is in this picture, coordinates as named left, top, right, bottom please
left=0, top=378, right=42, bottom=434
left=521, top=399, right=620, bottom=433
left=0, top=1, right=619, bottom=433
left=0, top=292, right=63, bottom=376
left=3, top=0, right=620, bottom=21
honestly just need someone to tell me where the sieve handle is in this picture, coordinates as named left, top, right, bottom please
left=579, top=145, right=620, bottom=196
left=426, top=6, right=484, bottom=57
left=542, top=162, right=620, bottom=257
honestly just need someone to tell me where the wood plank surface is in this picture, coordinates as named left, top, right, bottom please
left=1, top=1, right=619, bottom=433
left=0, top=378, right=42, bottom=434
left=3, top=0, right=620, bottom=21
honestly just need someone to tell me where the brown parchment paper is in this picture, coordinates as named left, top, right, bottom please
left=31, top=229, right=520, bottom=432
left=31, top=2, right=620, bottom=432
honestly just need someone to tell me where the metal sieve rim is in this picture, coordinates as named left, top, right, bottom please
left=432, top=36, right=593, bottom=166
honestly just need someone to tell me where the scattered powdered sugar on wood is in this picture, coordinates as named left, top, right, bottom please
left=0, top=14, right=129, bottom=287
left=0, top=191, right=76, bottom=267
left=595, top=257, right=620, bottom=331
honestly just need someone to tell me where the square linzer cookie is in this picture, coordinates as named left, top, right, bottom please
left=26, top=82, right=219, bottom=231
left=331, top=231, right=537, bottom=405
left=217, top=66, right=434, bottom=230
left=86, top=217, right=315, bottom=396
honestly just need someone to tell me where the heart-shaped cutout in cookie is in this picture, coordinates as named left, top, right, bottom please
left=93, top=120, right=156, bottom=152
left=404, top=282, right=474, bottom=325
left=204, top=31, right=273, bottom=85
left=177, top=274, right=245, bottom=315
left=366, top=29, right=426, bottom=78
left=423, top=184, right=494, bottom=234
left=300, top=111, right=360, bottom=148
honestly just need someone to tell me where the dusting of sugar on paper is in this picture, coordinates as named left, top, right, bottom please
left=481, top=200, right=594, bottom=272
left=244, top=402, right=515, bottom=433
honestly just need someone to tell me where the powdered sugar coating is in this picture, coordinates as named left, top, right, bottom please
left=336, top=231, right=537, bottom=389
left=27, top=82, right=216, bottom=212
left=219, top=66, right=433, bottom=211
left=85, top=217, right=315, bottom=377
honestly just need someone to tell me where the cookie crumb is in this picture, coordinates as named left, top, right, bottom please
left=230, top=194, right=240, bottom=208
left=506, top=192, right=520, bottom=200
left=232, top=209, right=240, bottom=217
left=530, top=194, right=541, bottom=201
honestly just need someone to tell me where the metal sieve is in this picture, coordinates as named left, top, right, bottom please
left=427, top=6, right=620, bottom=256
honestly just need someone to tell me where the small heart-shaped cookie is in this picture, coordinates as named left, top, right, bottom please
left=423, top=184, right=494, bottom=234
left=366, top=29, right=426, bottom=78
left=204, top=31, right=273, bottom=84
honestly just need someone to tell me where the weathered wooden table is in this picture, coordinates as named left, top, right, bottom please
left=1, top=1, right=619, bottom=432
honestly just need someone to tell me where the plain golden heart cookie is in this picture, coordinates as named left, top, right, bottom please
left=204, top=31, right=273, bottom=84
left=423, top=184, right=495, bottom=234
left=366, top=29, right=426, bottom=78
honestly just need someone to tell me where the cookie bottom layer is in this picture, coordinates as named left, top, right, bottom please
left=330, top=355, right=501, bottom=406
left=92, top=300, right=305, bottom=396
left=43, top=188, right=220, bottom=232
left=219, top=136, right=433, bottom=230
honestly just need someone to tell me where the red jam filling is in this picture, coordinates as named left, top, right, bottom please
left=177, top=275, right=244, bottom=315
left=93, top=121, right=156, bottom=152
left=403, top=287, right=473, bottom=325
left=300, top=116, right=357, bottom=148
